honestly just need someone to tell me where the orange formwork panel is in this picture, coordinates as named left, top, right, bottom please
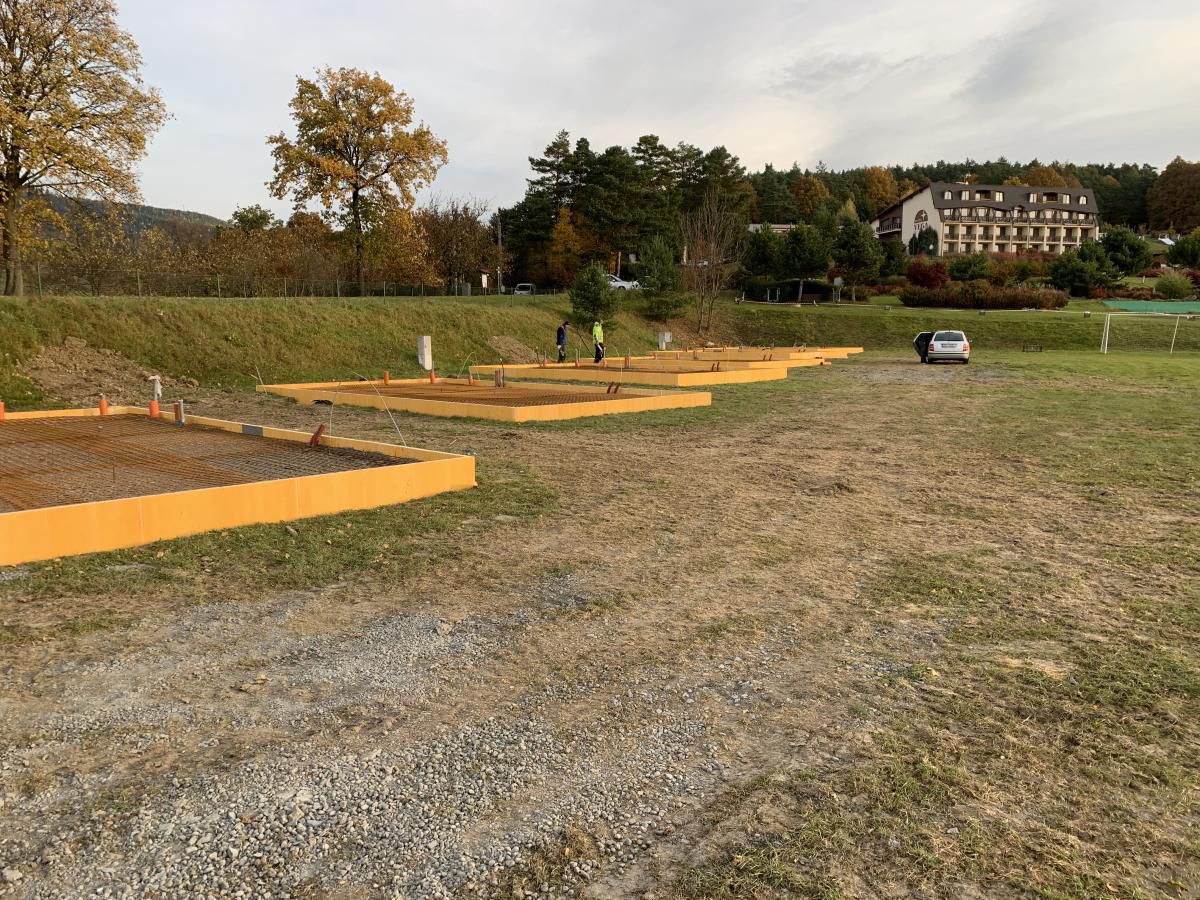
left=466, top=362, right=789, bottom=387
left=257, top=378, right=712, bottom=422
left=0, top=407, right=475, bottom=567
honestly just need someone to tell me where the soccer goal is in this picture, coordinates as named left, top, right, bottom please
left=1100, top=312, right=1200, bottom=354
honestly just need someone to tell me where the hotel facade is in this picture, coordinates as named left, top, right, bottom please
left=871, top=182, right=1100, bottom=255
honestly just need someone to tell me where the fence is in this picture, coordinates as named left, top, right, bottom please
left=23, top=264, right=511, bottom=299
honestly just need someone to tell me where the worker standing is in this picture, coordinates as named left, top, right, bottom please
left=556, top=320, right=570, bottom=363
left=592, top=318, right=605, bottom=363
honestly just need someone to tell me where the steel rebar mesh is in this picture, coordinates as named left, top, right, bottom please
left=0, top=414, right=403, bottom=513
left=326, top=382, right=634, bottom=407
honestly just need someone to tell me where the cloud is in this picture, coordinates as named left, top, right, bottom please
left=118, top=0, right=1200, bottom=218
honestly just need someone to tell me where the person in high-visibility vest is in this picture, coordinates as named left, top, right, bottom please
left=592, top=319, right=605, bottom=363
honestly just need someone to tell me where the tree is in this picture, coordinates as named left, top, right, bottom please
left=908, top=228, right=938, bottom=256
left=47, top=202, right=132, bottom=294
left=681, top=187, right=742, bottom=331
left=1100, top=226, right=1152, bottom=275
left=0, top=0, right=167, bottom=294
left=1047, top=247, right=1119, bottom=296
left=831, top=218, right=883, bottom=301
left=863, top=166, right=899, bottom=218
left=230, top=204, right=280, bottom=232
left=740, top=228, right=781, bottom=278
left=638, top=234, right=684, bottom=320
left=568, top=262, right=620, bottom=326
left=788, top=174, right=829, bottom=222
left=880, top=239, right=906, bottom=277
left=1167, top=233, right=1200, bottom=268
left=417, top=197, right=496, bottom=293
left=1022, top=164, right=1069, bottom=187
left=268, top=67, right=446, bottom=295
left=1148, top=157, right=1200, bottom=232
left=778, top=224, right=830, bottom=282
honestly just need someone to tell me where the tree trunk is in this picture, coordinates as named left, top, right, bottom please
left=4, top=190, right=23, bottom=296
left=351, top=189, right=364, bottom=296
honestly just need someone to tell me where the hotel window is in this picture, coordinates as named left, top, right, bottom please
left=1028, top=193, right=1036, bottom=202
left=1061, top=195, right=1071, bottom=204
left=943, top=191, right=951, bottom=199
left=996, top=191, right=1004, bottom=202
left=1080, top=196, right=1087, bottom=205
left=960, top=190, right=969, bottom=200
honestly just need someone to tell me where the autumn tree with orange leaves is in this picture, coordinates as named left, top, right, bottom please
left=268, top=67, right=447, bottom=295
left=0, top=0, right=167, bottom=295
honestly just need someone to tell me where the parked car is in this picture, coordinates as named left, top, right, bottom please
left=512, top=283, right=534, bottom=295
left=914, top=330, right=970, bottom=364
left=604, top=273, right=640, bottom=290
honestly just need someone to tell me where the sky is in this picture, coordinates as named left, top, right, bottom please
left=122, top=0, right=1200, bottom=221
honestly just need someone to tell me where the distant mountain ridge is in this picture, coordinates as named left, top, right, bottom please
left=43, top=194, right=227, bottom=232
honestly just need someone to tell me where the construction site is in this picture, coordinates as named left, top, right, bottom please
left=1, top=319, right=1196, bottom=900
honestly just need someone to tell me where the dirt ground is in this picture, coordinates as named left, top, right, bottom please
left=0, top=353, right=1196, bottom=897
left=18, top=337, right=197, bottom=406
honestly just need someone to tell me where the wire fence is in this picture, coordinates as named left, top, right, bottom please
left=23, top=264, right=517, bottom=299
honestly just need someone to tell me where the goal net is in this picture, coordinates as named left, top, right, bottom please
left=1100, top=312, right=1200, bottom=353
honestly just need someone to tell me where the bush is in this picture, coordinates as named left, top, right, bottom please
left=1156, top=273, right=1195, bottom=299
left=906, top=257, right=949, bottom=289
left=1047, top=249, right=1121, bottom=297
left=1167, top=233, right=1200, bottom=268
left=1185, top=269, right=1200, bottom=287
left=947, top=252, right=992, bottom=281
left=1137, top=267, right=1166, bottom=278
left=877, top=274, right=909, bottom=288
left=1100, top=225, right=1153, bottom=274
left=569, top=263, right=620, bottom=326
left=899, top=283, right=1067, bottom=310
left=740, top=277, right=832, bottom=302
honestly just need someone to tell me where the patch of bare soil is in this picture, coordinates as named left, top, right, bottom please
left=18, top=337, right=197, bottom=406
left=487, top=335, right=540, bottom=363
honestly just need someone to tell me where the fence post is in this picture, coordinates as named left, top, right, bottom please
left=283, top=276, right=287, bottom=298
left=136, top=271, right=142, bottom=297
left=35, top=260, right=42, bottom=298
left=216, top=273, right=221, bottom=298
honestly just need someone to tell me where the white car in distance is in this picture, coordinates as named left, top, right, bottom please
left=924, top=330, right=970, bottom=363
left=604, top=273, right=640, bottom=290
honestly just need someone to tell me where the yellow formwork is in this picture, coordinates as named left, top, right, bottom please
left=0, top=406, right=475, bottom=567
left=257, top=378, right=712, bottom=423
left=465, top=362, right=788, bottom=387
left=653, top=347, right=862, bottom=362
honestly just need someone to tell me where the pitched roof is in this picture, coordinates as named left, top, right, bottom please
left=926, top=182, right=1097, bottom=214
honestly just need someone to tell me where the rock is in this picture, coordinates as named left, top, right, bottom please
left=494, top=514, right=517, bottom=523
left=3, top=868, right=23, bottom=883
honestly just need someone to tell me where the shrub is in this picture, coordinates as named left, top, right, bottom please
left=1184, top=269, right=1200, bottom=287
left=1100, top=225, right=1153, bottom=274
left=906, top=257, right=948, bottom=289
left=569, top=263, right=620, bottom=326
left=1137, top=267, right=1166, bottom=278
left=899, top=283, right=1067, bottom=310
left=878, top=274, right=909, bottom=288
left=1047, top=249, right=1120, bottom=296
left=1156, top=273, right=1195, bottom=299
left=947, top=252, right=992, bottom=281
left=1166, top=233, right=1200, bottom=268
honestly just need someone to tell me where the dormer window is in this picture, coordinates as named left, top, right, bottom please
left=960, top=190, right=969, bottom=201
left=1028, top=193, right=1037, bottom=203
left=996, top=191, right=1004, bottom=202
left=943, top=191, right=951, bottom=200
left=1080, top=196, right=1087, bottom=205
left=1061, top=195, right=1071, bottom=204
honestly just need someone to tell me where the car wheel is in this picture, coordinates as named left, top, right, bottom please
left=962, top=358, right=970, bottom=364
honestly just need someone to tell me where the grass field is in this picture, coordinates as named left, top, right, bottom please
left=1, top=296, right=1197, bottom=895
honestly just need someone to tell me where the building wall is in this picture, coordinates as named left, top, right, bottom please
left=901, top=188, right=940, bottom=251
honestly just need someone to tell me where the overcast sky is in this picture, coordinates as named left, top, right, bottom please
left=122, top=0, right=1200, bottom=221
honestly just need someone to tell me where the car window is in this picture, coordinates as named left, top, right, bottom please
left=933, top=331, right=964, bottom=341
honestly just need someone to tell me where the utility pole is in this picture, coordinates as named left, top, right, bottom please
left=496, top=219, right=503, bottom=295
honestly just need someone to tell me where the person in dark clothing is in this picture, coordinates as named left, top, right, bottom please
left=556, top=321, right=569, bottom=363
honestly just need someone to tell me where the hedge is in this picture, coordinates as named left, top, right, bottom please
left=900, top=282, right=1068, bottom=310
